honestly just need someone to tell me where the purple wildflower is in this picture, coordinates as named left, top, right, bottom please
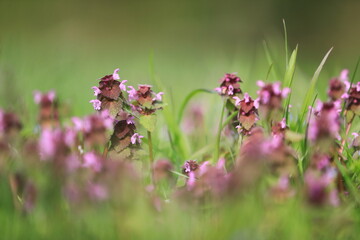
left=131, top=133, right=144, bottom=144
left=89, top=99, right=101, bottom=111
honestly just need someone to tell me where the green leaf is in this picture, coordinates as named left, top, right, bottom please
left=140, top=115, right=157, bottom=132
left=298, top=47, right=333, bottom=131
left=283, top=45, right=298, bottom=88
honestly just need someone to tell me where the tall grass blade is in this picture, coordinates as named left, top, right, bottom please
left=283, top=19, right=289, bottom=69
left=298, top=47, right=333, bottom=131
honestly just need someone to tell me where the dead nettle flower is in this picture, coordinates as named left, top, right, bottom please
left=182, top=160, right=199, bottom=175
left=262, top=135, right=297, bottom=176
left=108, top=111, right=142, bottom=159
left=72, top=110, right=113, bottom=149
left=328, top=69, right=350, bottom=101
left=271, top=118, right=287, bottom=138
left=233, top=92, right=259, bottom=135
left=127, top=84, right=164, bottom=115
left=256, top=81, right=290, bottom=119
left=82, top=151, right=103, bottom=172
left=344, top=82, right=360, bottom=116
left=351, top=132, right=360, bottom=150
left=184, top=159, right=229, bottom=198
left=215, top=73, right=243, bottom=97
left=33, top=90, right=59, bottom=129
left=309, top=154, right=331, bottom=171
left=269, top=175, right=295, bottom=202
left=89, top=68, right=127, bottom=117
left=152, top=159, right=174, bottom=183
left=304, top=168, right=339, bottom=206
left=0, top=109, right=22, bottom=140
left=308, top=100, right=341, bottom=145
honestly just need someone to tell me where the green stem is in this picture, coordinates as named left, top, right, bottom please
left=147, top=131, right=154, bottom=166
left=214, top=100, right=226, bottom=163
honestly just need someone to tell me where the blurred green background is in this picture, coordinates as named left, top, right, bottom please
left=0, top=0, right=359, bottom=116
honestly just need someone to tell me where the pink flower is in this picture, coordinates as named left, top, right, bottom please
left=126, top=115, right=135, bottom=125
left=83, top=152, right=102, bottom=172
left=127, top=86, right=138, bottom=101
left=91, top=86, right=101, bottom=96
left=131, top=133, right=144, bottom=144
left=187, top=172, right=196, bottom=190
left=112, top=68, right=120, bottom=80
left=120, top=80, right=127, bottom=91
left=89, top=99, right=101, bottom=111
left=153, top=92, right=164, bottom=102
left=233, top=96, right=241, bottom=106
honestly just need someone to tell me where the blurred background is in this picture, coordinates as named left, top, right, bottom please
left=0, top=0, right=359, bottom=116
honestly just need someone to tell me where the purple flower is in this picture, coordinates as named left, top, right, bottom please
left=83, top=152, right=102, bottom=172
left=308, top=101, right=341, bottom=142
left=89, top=99, right=101, bottom=111
left=126, top=115, right=135, bottom=125
left=112, top=68, right=120, bottom=80
left=256, top=81, right=290, bottom=110
left=119, top=80, right=127, bottom=91
left=131, top=133, right=144, bottom=144
left=153, top=92, right=164, bottom=102
left=127, top=86, right=138, bottom=101
left=215, top=73, right=242, bottom=97
left=187, top=172, right=196, bottom=190
left=328, top=69, right=350, bottom=100
left=92, top=86, right=101, bottom=96
left=182, top=160, right=199, bottom=174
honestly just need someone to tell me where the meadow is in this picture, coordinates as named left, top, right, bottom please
left=1, top=1, right=360, bottom=238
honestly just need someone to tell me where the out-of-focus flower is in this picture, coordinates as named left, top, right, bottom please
left=215, top=73, right=242, bottom=97
left=271, top=118, right=287, bottom=138
left=304, top=168, right=339, bottom=206
left=182, top=160, right=199, bottom=175
left=82, top=151, right=102, bottom=172
left=33, top=90, right=59, bottom=128
left=308, top=101, right=341, bottom=145
left=181, top=104, right=205, bottom=134
left=256, top=81, right=290, bottom=110
left=131, top=133, right=144, bottom=144
left=0, top=109, right=22, bottom=139
left=88, top=182, right=108, bottom=201
left=328, top=69, right=350, bottom=100
left=153, top=159, right=174, bottom=183
left=344, top=82, right=360, bottom=115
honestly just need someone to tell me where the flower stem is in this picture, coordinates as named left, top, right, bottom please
left=214, top=100, right=226, bottom=163
left=147, top=130, right=154, bottom=167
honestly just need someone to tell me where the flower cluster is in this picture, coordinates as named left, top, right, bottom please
left=215, top=73, right=243, bottom=97
left=256, top=81, right=290, bottom=114
left=127, top=84, right=163, bottom=115
left=233, top=92, right=259, bottom=135
left=33, top=90, right=59, bottom=128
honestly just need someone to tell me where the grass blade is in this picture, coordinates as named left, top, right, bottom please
left=298, top=47, right=333, bottom=131
left=283, top=19, right=289, bottom=69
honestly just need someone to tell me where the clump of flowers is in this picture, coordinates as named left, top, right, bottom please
left=256, top=81, right=290, bottom=120
left=308, top=100, right=341, bottom=150
left=344, top=82, right=360, bottom=117
left=33, top=90, right=59, bottom=129
left=127, top=84, right=164, bottom=115
left=215, top=73, right=243, bottom=97
left=233, top=92, right=259, bottom=135
left=328, top=69, right=350, bottom=101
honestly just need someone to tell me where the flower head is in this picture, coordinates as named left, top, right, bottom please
left=131, top=133, right=144, bottom=144
left=215, top=73, right=242, bottom=97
